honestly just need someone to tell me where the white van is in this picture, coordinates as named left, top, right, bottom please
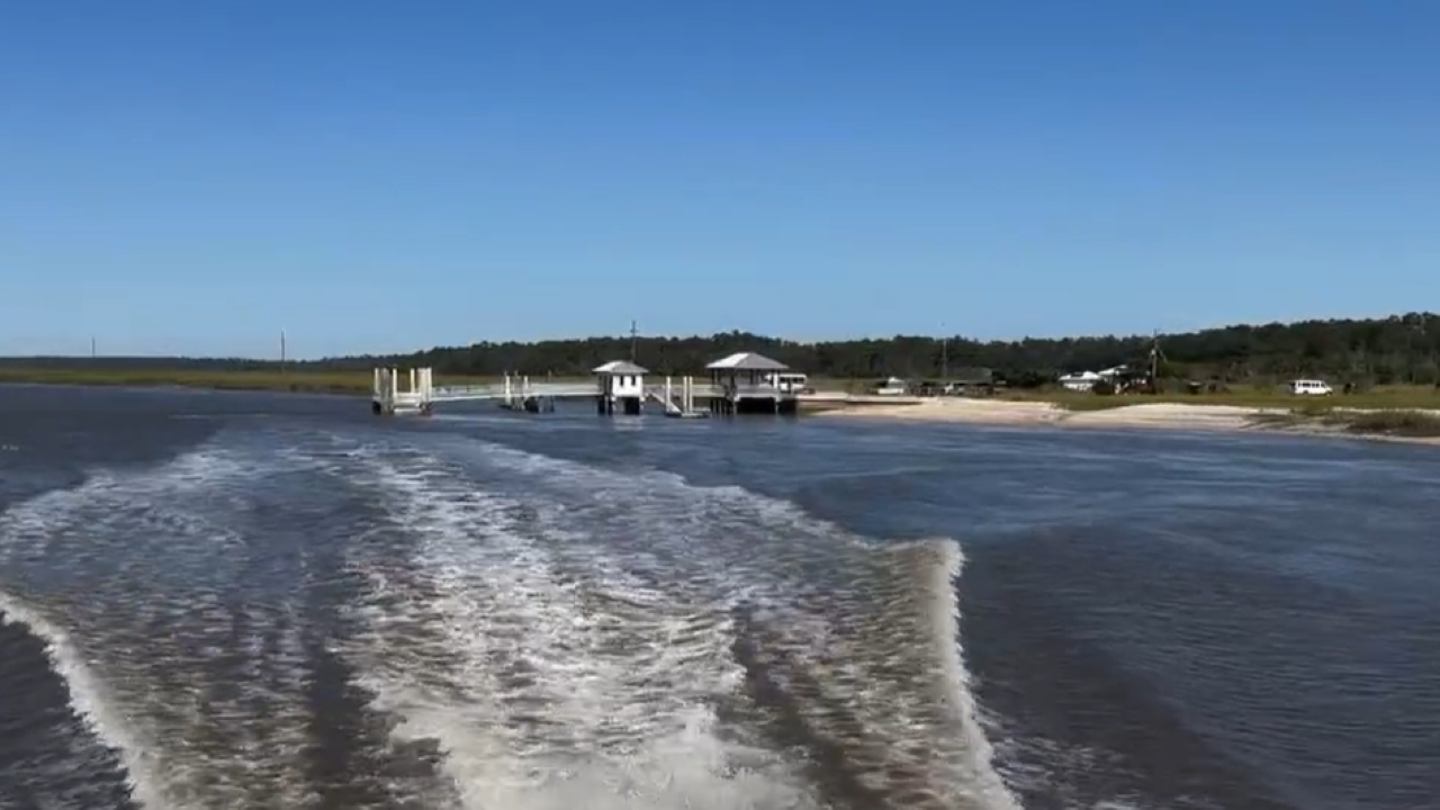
left=762, top=372, right=809, bottom=394
left=1289, top=379, right=1333, bottom=396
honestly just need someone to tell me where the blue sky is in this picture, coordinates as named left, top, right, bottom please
left=2, top=1, right=1436, bottom=358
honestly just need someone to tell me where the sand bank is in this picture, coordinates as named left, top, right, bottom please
left=813, top=399, right=1440, bottom=445
left=813, top=399, right=1265, bottom=429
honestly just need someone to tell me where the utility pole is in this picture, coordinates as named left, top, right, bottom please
left=280, top=330, right=287, bottom=374
left=90, top=336, right=96, bottom=360
left=629, top=320, right=639, bottom=364
left=940, top=323, right=948, bottom=381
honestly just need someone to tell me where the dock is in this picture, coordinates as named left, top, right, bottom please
left=370, top=351, right=803, bottom=418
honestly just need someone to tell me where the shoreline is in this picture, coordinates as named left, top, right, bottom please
left=6, top=377, right=1438, bottom=446
left=811, top=398, right=1440, bottom=446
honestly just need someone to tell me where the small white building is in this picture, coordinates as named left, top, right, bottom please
left=593, top=360, right=648, bottom=414
left=1058, top=370, right=1104, bottom=392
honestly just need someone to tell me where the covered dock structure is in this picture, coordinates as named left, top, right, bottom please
left=705, top=351, right=800, bottom=415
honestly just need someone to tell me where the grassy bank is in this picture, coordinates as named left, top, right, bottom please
left=1250, top=408, right=1440, bottom=438
left=0, top=367, right=500, bottom=395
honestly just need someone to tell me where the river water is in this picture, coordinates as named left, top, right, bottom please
left=0, top=385, right=1436, bottom=810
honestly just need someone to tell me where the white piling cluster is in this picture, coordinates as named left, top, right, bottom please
left=372, top=367, right=433, bottom=414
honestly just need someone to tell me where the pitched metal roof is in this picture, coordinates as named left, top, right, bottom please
left=592, top=360, right=650, bottom=375
left=705, top=352, right=789, bottom=371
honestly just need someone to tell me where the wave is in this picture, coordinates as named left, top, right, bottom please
left=0, top=591, right=160, bottom=809
left=0, top=443, right=311, bottom=808
left=342, top=453, right=814, bottom=809
left=0, top=435, right=427, bottom=809
left=0, top=425, right=1023, bottom=809
left=345, top=437, right=1021, bottom=809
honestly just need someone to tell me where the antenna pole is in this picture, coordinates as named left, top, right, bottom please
left=1150, top=330, right=1159, bottom=381
left=280, top=330, right=287, bottom=373
left=630, top=320, right=638, bottom=363
left=91, top=336, right=96, bottom=360
left=941, top=323, right=948, bottom=381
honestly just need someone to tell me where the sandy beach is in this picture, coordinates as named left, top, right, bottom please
left=813, top=398, right=1440, bottom=445
left=814, top=398, right=1267, bottom=429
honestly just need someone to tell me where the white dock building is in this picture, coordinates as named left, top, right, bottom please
left=592, top=360, right=647, bottom=415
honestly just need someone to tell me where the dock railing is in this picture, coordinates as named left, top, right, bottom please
left=724, top=382, right=784, bottom=398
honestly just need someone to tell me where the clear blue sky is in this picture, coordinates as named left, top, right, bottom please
left=2, top=1, right=1436, bottom=358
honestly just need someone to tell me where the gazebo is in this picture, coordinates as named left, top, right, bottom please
left=704, top=352, right=797, bottom=415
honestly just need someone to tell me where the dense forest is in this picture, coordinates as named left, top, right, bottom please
left=9, top=313, right=1440, bottom=387
left=326, top=312, right=1440, bottom=386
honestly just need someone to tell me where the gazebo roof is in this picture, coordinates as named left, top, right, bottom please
left=592, top=360, right=650, bottom=375
left=705, top=352, right=789, bottom=372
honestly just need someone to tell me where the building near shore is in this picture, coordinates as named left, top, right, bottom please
left=593, top=359, right=648, bottom=415
left=705, top=351, right=799, bottom=415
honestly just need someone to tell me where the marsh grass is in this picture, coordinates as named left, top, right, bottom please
left=1320, top=409, right=1440, bottom=437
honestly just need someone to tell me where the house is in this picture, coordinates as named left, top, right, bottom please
left=593, top=360, right=648, bottom=415
left=1058, top=370, right=1104, bottom=391
left=945, top=367, right=998, bottom=396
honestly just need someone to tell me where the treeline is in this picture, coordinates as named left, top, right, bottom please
left=9, top=313, right=1440, bottom=386
left=380, top=309, right=1440, bottom=383
left=345, top=312, right=1440, bottom=386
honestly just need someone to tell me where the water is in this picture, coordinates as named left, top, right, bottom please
left=1, top=386, right=1437, bottom=810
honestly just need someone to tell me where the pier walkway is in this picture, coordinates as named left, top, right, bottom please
left=372, top=352, right=803, bottom=417
left=371, top=367, right=723, bottom=416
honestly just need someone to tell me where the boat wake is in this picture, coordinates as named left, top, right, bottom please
left=343, top=454, right=815, bottom=809
left=340, top=437, right=1020, bottom=810
left=0, top=591, right=151, bottom=810
left=0, top=427, right=1021, bottom=809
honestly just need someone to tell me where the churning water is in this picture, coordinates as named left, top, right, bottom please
left=1, top=386, right=1436, bottom=809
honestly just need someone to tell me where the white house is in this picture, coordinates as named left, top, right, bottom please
left=1058, top=370, right=1104, bottom=392
left=593, top=360, right=648, bottom=414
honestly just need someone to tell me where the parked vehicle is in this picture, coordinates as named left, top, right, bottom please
left=874, top=377, right=909, bottom=396
left=761, top=371, right=809, bottom=394
left=1289, top=379, right=1333, bottom=396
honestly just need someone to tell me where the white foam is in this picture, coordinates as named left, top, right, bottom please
left=345, top=452, right=817, bottom=809
left=0, top=440, right=329, bottom=809
left=0, top=427, right=1027, bottom=809
left=915, top=539, right=1023, bottom=809
left=347, top=438, right=1023, bottom=809
left=494, top=441, right=1020, bottom=808
left=0, top=591, right=169, bottom=810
